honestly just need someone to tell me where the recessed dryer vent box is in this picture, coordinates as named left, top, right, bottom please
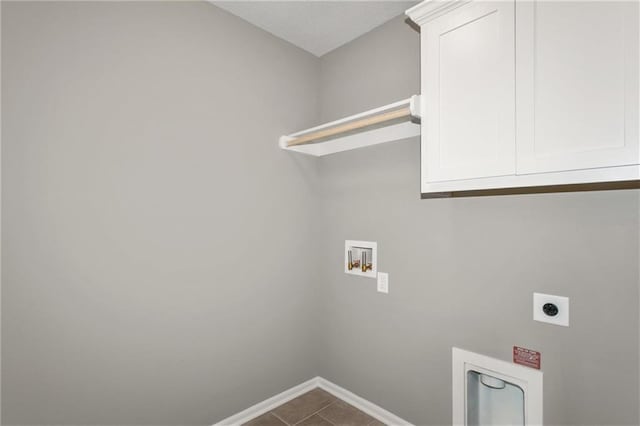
left=345, top=240, right=377, bottom=278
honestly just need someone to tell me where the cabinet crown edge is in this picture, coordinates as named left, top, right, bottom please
left=405, top=0, right=471, bottom=25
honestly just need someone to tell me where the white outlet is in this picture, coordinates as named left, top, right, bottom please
left=377, top=272, right=389, bottom=294
left=533, top=292, right=569, bottom=327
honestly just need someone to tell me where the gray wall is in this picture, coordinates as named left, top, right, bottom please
left=3, top=3, right=639, bottom=426
left=2, top=2, right=321, bottom=424
left=317, top=16, right=640, bottom=426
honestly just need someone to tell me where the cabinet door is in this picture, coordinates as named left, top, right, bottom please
left=422, top=1, right=515, bottom=183
left=516, top=1, right=639, bottom=175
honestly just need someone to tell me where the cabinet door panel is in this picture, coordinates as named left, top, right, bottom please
left=423, top=1, right=515, bottom=182
left=516, top=1, right=639, bottom=174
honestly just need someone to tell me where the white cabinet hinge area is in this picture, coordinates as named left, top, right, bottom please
left=407, top=0, right=640, bottom=197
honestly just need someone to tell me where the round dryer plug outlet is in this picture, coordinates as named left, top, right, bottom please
left=533, top=293, right=569, bottom=327
left=542, top=303, right=559, bottom=316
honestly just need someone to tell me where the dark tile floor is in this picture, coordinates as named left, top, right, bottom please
left=243, top=388, right=385, bottom=426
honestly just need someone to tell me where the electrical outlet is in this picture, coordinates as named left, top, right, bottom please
left=377, top=272, right=389, bottom=294
left=533, top=292, right=569, bottom=327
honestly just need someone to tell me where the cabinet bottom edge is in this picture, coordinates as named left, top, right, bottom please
left=421, top=180, right=640, bottom=198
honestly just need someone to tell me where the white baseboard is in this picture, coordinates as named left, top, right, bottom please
left=214, top=376, right=412, bottom=426
left=214, top=377, right=320, bottom=426
left=316, top=378, right=413, bottom=426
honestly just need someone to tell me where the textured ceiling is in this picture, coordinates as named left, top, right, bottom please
left=211, top=1, right=418, bottom=57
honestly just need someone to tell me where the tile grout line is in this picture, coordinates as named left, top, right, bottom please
left=315, top=411, right=336, bottom=425
left=291, top=400, right=337, bottom=426
left=248, top=388, right=385, bottom=426
left=270, top=411, right=291, bottom=426
left=316, top=402, right=381, bottom=426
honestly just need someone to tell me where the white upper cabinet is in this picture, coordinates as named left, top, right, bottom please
left=516, top=0, right=639, bottom=175
left=407, top=0, right=640, bottom=195
left=422, top=1, right=515, bottom=182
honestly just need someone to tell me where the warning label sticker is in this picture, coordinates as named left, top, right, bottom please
left=513, top=346, right=541, bottom=369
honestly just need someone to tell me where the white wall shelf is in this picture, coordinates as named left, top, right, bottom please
left=279, top=95, right=421, bottom=157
